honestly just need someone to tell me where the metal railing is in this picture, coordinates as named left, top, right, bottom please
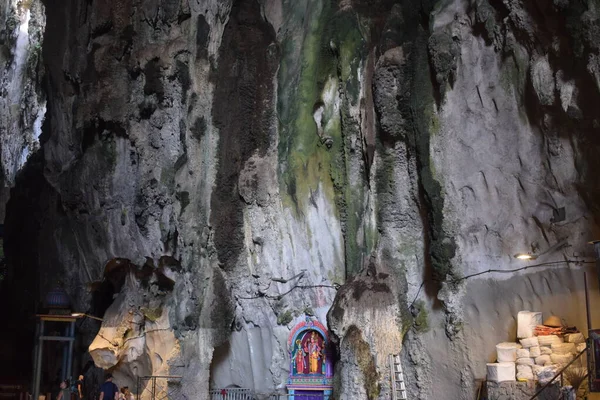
left=528, top=348, right=587, bottom=400
left=208, top=389, right=328, bottom=399
left=266, top=395, right=326, bottom=399
left=136, top=376, right=182, bottom=400
left=208, top=388, right=255, bottom=400
left=134, top=382, right=329, bottom=400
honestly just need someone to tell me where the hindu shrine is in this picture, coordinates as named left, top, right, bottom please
left=287, top=318, right=334, bottom=399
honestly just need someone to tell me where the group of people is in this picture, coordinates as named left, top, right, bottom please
left=55, top=373, right=134, bottom=400
left=98, top=374, right=134, bottom=400
left=56, top=375, right=85, bottom=400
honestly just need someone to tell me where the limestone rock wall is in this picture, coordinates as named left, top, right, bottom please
left=4, top=0, right=600, bottom=399
left=0, top=0, right=45, bottom=204
left=399, top=0, right=600, bottom=398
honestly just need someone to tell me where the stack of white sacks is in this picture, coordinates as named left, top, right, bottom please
left=487, top=311, right=586, bottom=383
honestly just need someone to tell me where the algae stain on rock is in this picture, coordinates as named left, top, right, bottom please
left=276, top=0, right=373, bottom=277
left=345, top=325, right=381, bottom=400
left=210, top=0, right=278, bottom=271
left=277, top=0, right=338, bottom=214
left=331, top=9, right=373, bottom=277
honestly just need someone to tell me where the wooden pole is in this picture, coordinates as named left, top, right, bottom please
left=66, top=321, right=75, bottom=381
left=592, top=240, right=600, bottom=297
left=33, top=320, right=44, bottom=400
left=585, top=271, right=592, bottom=331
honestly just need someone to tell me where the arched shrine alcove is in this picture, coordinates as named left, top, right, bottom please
left=287, top=317, right=333, bottom=400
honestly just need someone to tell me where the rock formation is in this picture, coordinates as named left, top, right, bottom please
left=2, top=0, right=600, bottom=399
left=0, top=0, right=45, bottom=212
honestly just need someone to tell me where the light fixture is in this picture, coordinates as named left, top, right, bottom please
left=71, top=312, right=103, bottom=321
left=514, top=239, right=569, bottom=261
left=514, top=253, right=538, bottom=261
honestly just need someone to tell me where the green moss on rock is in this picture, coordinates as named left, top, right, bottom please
left=345, top=326, right=380, bottom=400
left=277, top=0, right=337, bottom=212
left=277, top=3, right=365, bottom=208
left=412, top=300, right=429, bottom=332
left=277, top=309, right=294, bottom=325
left=141, top=306, right=163, bottom=322
left=276, top=1, right=377, bottom=280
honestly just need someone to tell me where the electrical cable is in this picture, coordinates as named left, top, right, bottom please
left=409, top=259, right=595, bottom=310
left=236, top=284, right=337, bottom=300
left=238, top=260, right=596, bottom=305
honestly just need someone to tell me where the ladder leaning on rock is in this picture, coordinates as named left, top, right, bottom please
left=389, top=354, right=407, bottom=400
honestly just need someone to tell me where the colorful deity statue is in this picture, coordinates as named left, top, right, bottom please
left=293, top=339, right=306, bottom=374
left=304, top=332, right=322, bottom=374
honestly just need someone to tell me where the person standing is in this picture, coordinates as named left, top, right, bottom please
left=76, top=375, right=85, bottom=399
left=119, top=387, right=134, bottom=400
left=99, top=373, right=119, bottom=400
left=124, top=387, right=134, bottom=400
left=56, top=380, right=70, bottom=400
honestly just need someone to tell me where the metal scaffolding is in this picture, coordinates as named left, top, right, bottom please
left=32, top=314, right=77, bottom=400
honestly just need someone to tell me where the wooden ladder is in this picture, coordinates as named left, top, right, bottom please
left=389, top=354, right=407, bottom=400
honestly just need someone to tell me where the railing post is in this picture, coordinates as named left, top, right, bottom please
left=560, top=372, right=563, bottom=386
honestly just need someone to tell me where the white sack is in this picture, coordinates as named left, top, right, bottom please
left=576, top=343, right=587, bottom=353
left=535, top=355, right=551, bottom=365
left=529, top=346, right=541, bottom=358
left=540, top=346, right=553, bottom=355
left=552, top=343, right=576, bottom=355
left=551, top=353, right=573, bottom=365
left=564, top=333, right=585, bottom=344
left=538, top=335, right=563, bottom=346
left=517, top=311, right=543, bottom=339
left=516, top=348, right=530, bottom=358
left=516, top=357, right=535, bottom=366
left=520, top=337, right=539, bottom=348
left=516, top=364, right=534, bottom=380
left=487, top=362, right=516, bottom=382
left=496, top=342, right=519, bottom=362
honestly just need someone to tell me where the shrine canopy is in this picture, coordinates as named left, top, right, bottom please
left=288, top=318, right=329, bottom=349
